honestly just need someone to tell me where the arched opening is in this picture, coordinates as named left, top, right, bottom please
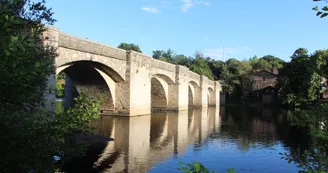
left=188, top=85, right=194, bottom=107
left=151, top=77, right=168, bottom=111
left=188, top=81, right=200, bottom=107
left=208, top=87, right=215, bottom=106
left=59, top=62, right=115, bottom=112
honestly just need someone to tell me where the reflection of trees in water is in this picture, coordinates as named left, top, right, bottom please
left=219, top=106, right=310, bottom=153
left=61, top=107, right=313, bottom=172
left=59, top=142, right=121, bottom=173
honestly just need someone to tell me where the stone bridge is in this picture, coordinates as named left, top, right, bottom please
left=44, top=27, right=222, bottom=116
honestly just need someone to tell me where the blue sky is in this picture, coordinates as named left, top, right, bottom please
left=46, top=0, right=328, bottom=62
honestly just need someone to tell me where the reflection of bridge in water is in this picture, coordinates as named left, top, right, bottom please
left=89, top=107, right=221, bottom=172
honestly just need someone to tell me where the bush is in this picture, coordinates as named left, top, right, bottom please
left=56, top=83, right=65, bottom=98
left=178, top=162, right=236, bottom=173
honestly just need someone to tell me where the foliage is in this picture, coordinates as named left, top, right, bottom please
left=221, top=59, right=253, bottom=102
left=190, top=56, right=215, bottom=80
left=277, top=48, right=327, bottom=108
left=56, top=83, right=65, bottom=98
left=281, top=103, right=328, bottom=172
left=178, top=162, right=236, bottom=173
left=152, top=49, right=215, bottom=79
left=56, top=71, right=65, bottom=98
left=0, top=0, right=56, bottom=113
left=313, top=0, right=328, bottom=18
left=56, top=71, right=65, bottom=80
left=117, top=42, right=142, bottom=53
left=0, top=1, right=104, bottom=172
left=56, top=91, right=104, bottom=135
left=152, top=49, right=287, bottom=103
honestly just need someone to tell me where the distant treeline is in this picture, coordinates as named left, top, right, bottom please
left=118, top=43, right=328, bottom=107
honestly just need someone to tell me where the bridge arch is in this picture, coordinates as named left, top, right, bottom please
left=56, top=61, right=122, bottom=112
left=151, top=74, right=175, bottom=111
left=188, top=81, right=201, bottom=107
left=207, top=87, right=215, bottom=106
left=56, top=60, right=124, bottom=82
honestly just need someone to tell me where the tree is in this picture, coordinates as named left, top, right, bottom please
left=253, top=59, right=272, bottom=72
left=152, top=49, right=175, bottom=62
left=152, top=50, right=165, bottom=59
left=221, top=59, right=253, bottom=102
left=313, top=0, right=328, bottom=18
left=117, top=42, right=142, bottom=53
left=277, top=48, right=321, bottom=108
left=174, top=54, right=191, bottom=67
left=207, top=59, right=226, bottom=80
left=249, top=55, right=259, bottom=69
left=251, top=55, right=285, bottom=72
left=260, top=55, right=285, bottom=70
left=0, top=1, right=104, bottom=172
left=189, top=56, right=215, bottom=80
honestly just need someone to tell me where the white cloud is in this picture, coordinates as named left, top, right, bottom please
left=243, top=46, right=253, bottom=52
left=141, top=7, right=160, bottom=13
left=181, top=0, right=211, bottom=12
left=203, top=37, right=209, bottom=41
left=162, top=0, right=170, bottom=4
left=181, top=0, right=193, bottom=12
left=198, top=1, right=211, bottom=6
left=203, top=46, right=253, bottom=60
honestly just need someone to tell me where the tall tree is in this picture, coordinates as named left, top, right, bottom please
left=0, top=1, right=104, bottom=172
left=118, top=42, right=142, bottom=53
left=277, top=48, right=321, bottom=108
left=189, top=56, right=215, bottom=80
left=249, top=55, right=259, bottom=69
left=253, top=59, right=272, bottom=72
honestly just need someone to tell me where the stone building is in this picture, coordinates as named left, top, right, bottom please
left=252, top=70, right=278, bottom=91
left=251, top=70, right=278, bottom=104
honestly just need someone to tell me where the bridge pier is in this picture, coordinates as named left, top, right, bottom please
left=126, top=51, right=152, bottom=116
left=215, top=81, right=221, bottom=107
left=166, top=65, right=190, bottom=111
left=200, top=75, right=209, bottom=107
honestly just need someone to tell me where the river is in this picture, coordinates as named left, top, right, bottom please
left=58, top=104, right=309, bottom=173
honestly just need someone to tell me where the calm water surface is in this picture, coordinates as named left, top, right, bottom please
left=61, top=105, right=308, bottom=173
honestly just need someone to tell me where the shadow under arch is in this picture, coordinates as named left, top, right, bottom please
left=151, top=74, right=175, bottom=112
left=58, top=61, right=117, bottom=111
left=57, top=60, right=125, bottom=83
left=188, top=81, right=201, bottom=107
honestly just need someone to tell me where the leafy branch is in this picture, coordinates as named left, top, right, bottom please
left=313, top=0, right=328, bottom=18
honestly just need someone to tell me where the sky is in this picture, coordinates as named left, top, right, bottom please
left=46, top=0, right=328, bottom=62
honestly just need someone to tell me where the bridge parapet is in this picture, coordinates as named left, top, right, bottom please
left=58, top=33, right=127, bottom=61
left=151, top=58, right=176, bottom=73
left=207, top=80, right=215, bottom=88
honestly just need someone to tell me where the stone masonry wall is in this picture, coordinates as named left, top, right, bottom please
left=48, top=26, right=222, bottom=116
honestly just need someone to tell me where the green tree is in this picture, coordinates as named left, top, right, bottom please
left=152, top=50, right=165, bottom=59
left=260, top=55, right=285, bottom=70
left=117, top=42, right=142, bottom=53
left=282, top=103, right=328, bottom=172
left=0, top=1, right=104, bottom=172
left=222, top=59, right=253, bottom=102
left=277, top=48, right=321, bottom=108
left=252, top=55, right=285, bottom=72
left=249, top=55, right=259, bottom=69
left=190, top=56, right=215, bottom=80
left=152, top=49, right=176, bottom=62
left=253, top=58, right=272, bottom=71
left=208, top=59, right=226, bottom=80
left=174, top=54, right=192, bottom=67
left=313, top=0, right=328, bottom=18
